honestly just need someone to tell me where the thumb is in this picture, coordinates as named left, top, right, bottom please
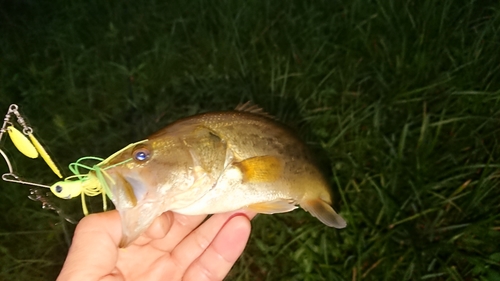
left=57, top=210, right=123, bottom=281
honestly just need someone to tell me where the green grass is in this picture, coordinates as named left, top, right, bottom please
left=1, top=0, right=500, bottom=280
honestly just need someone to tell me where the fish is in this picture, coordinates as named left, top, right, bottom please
left=95, top=103, right=347, bottom=247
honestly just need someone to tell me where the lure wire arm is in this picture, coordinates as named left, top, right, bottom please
left=1, top=104, right=127, bottom=217
left=2, top=173, right=51, bottom=189
left=0, top=104, right=32, bottom=141
left=0, top=148, right=13, bottom=174
left=1, top=148, right=51, bottom=189
left=0, top=105, right=15, bottom=142
left=0, top=104, right=77, bottom=223
left=0, top=104, right=52, bottom=189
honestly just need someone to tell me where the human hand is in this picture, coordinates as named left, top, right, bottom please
left=57, top=210, right=254, bottom=281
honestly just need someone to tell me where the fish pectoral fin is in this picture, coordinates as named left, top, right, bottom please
left=300, top=199, right=347, bottom=228
left=234, top=156, right=282, bottom=183
left=191, top=166, right=212, bottom=189
left=245, top=199, right=297, bottom=214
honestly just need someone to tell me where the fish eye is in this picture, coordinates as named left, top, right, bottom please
left=133, top=147, right=151, bottom=162
left=55, top=185, right=63, bottom=193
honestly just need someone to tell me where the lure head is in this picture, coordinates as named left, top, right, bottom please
left=50, top=181, right=82, bottom=199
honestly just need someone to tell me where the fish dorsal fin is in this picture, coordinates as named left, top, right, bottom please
left=235, top=101, right=275, bottom=119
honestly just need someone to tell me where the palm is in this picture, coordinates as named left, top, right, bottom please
left=58, top=211, right=254, bottom=281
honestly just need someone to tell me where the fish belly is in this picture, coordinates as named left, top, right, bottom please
left=171, top=164, right=296, bottom=215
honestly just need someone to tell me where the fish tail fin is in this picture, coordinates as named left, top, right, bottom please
left=300, top=198, right=347, bottom=228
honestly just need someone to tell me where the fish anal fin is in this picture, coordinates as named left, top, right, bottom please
left=300, top=199, right=347, bottom=228
left=234, top=156, right=282, bottom=183
left=245, top=199, right=297, bottom=214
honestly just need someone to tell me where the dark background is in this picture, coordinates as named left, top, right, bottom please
left=1, top=0, right=500, bottom=280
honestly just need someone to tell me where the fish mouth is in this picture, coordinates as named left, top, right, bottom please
left=106, top=171, right=163, bottom=247
left=118, top=202, right=162, bottom=247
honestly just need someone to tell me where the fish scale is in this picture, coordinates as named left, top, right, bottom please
left=97, top=104, right=347, bottom=247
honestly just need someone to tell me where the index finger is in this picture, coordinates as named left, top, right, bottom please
left=57, top=211, right=123, bottom=281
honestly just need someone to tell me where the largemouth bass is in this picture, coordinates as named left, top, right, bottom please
left=96, top=103, right=346, bottom=246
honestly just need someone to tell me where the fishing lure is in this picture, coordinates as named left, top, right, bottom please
left=48, top=139, right=147, bottom=215
left=0, top=104, right=62, bottom=177
left=49, top=156, right=110, bottom=216
left=0, top=104, right=119, bottom=216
